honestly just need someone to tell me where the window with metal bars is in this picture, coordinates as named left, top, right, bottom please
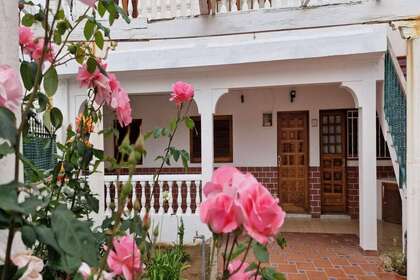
left=346, top=110, right=391, bottom=159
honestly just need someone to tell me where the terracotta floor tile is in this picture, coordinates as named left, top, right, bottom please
left=305, top=270, right=328, bottom=280
left=278, top=264, right=298, bottom=273
left=359, top=264, right=383, bottom=273
left=287, top=273, right=309, bottom=280
left=375, top=272, right=397, bottom=280
left=313, top=258, right=333, bottom=268
left=356, top=276, right=381, bottom=280
left=329, top=257, right=351, bottom=266
left=324, top=268, right=347, bottom=278
left=296, top=262, right=316, bottom=271
left=342, top=265, right=365, bottom=275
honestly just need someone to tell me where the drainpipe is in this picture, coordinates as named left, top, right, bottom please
left=193, top=231, right=206, bottom=280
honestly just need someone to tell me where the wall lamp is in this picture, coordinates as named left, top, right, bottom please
left=289, top=89, right=297, bottom=103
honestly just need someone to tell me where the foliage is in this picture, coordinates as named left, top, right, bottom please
left=381, top=250, right=407, bottom=276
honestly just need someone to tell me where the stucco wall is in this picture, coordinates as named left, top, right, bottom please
left=104, top=84, right=356, bottom=168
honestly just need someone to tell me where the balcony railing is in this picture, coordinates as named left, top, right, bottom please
left=104, top=174, right=202, bottom=215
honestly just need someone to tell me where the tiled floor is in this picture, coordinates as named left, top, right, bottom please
left=218, top=219, right=402, bottom=280
left=267, top=232, right=397, bottom=280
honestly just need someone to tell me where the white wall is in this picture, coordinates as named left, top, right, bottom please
left=104, top=84, right=356, bottom=169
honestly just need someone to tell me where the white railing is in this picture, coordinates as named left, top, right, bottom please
left=214, top=0, right=358, bottom=13
left=104, top=174, right=202, bottom=216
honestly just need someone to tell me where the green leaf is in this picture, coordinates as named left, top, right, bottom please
left=275, top=233, right=287, bottom=249
left=171, top=148, right=180, bottom=162
left=50, top=107, right=63, bottom=129
left=97, top=1, right=106, bottom=17
left=115, top=5, right=131, bottom=23
left=153, top=128, right=162, bottom=139
left=21, top=225, right=37, bottom=247
left=21, top=14, right=34, bottom=26
left=55, top=9, right=65, bottom=20
left=86, top=57, right=97, bottom=74
left=37, top=92, right=49, bottom=113
left=180, top=150, right=190, bottom=169
left=94, top=30, right=104, bottom=49
left=184, top=117, right=195, bottom=129
left=51, top=206, right=99, bottom=266
left=43, top=66, right=58, bottom=96
left=0, top=108, right=17, bottom=145
left=0, top=142, right=14, bottom=159
left=34, top=225, right=63, bottom=253
left=261, top=267, right=286, bottom=280
left=252, top=243, right=269, bottom=263
left=20, top=61, right=36, bottom=91
left=53, top=30, right=62, bottom=45
left=230, top=243, right=247, bottom=260
left=86, top=194, right=99, bottom=213
left=83, top=19, right=95, bottom=41
left=0, top=181, right=25, bottom=213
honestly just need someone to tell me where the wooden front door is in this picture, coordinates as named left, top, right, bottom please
left=277, top=111, right=309, bottom=213
left=320, top=110, right=347, bottom=213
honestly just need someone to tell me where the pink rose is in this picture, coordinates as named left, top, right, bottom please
left=107, top=235, right=142, bottom=280
left=237, top=182, right=286, bottom=244
left=114, top=88, right=132, bottom=127
left=31, top=38, right=54, bottom=63
left=19, top=26, right=35, bottom=54
left=79, top=0, right=96, bottom=7
left=77, top=64, right=111, bottom=105
left=170, top=81, right=194, bottom=106
left=228, top=260, right=261, bottom=280
left=12, top=251, right=44, bottom=280
left=78, top=262, right=114, bottom=280
left=200, top=192, right=240, bottom=233
left=0, top=65, right=23, bottom=113
left=203, top=166, right=242, bottom=197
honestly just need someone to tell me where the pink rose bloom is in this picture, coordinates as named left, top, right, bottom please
left=228, top=260, right=261, bottom=280
left=203, top=166, right=242, bottom=197
left=115, top=90, right=132, bottom=127
left=79, top=0, right=96, bottom=7
left=170, top=81, right=194, bottom=106
left=12, top=251, right=44, bottom=280
left=107, top=235, right=142, bottom=280
left=76, top=64, right=111, bottom=105
left=19, top=26, right=36, bottom=54
left=78, top=262, right=114, bottom=280
left=31, top=38, right=54, bottom=63
left=200, top=192, right=240, bottom=233
left=0, top=65, right=23, bottom=113
left=237, top=182, right=286, bottom=244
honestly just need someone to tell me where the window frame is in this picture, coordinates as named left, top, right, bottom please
left=189, top=115, right=233, bottom=163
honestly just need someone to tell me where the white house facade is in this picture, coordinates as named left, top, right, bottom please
left=48, top=0, right=420, bottom=269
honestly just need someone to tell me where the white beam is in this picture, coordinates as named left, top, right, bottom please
left=194, top=89, right=226, bottom=183
left=406, top=23, right=420, bottom=280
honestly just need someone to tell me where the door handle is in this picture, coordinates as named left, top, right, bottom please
left=277, top=155, right=282, bottom=165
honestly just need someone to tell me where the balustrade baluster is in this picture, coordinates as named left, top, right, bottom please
left=156, top=0, right=162, bottom=18
left=264, top=0, right=271, bottom=8
left=127, top=184, right=133, bottom=212
left=219, top=0, right=227, bottom=13
left=149, top=181, right=156, bottom=214
left=253, top=0, right=260, bottom=9
left=144, top=0, right=152, bottom=20
left=194, top=181, right=201, bottom=214
left=185, top=181, right=192, bottom=214
left=132, top=0, right=139, bottom=18
left=158, top=182, right=164, bottom=214
left=165, top=0, right=172, bottom=17
left=175, top=0, right=182, bottom=17
left=140, top=182, right=146, bottom=215
left=176, top=181, right=183, bottom=214
left=231, top=0, right=238, bottom=12
left=242, top=0, right=249, bottom=10
left=185, top=0, right=192, bottom=16
left=167, top=181, right=174, bottom=214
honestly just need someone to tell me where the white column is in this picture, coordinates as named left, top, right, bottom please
left=406, top=31, right=420, bottom=280
left=0, top=0, right=19, bottom=185
left=194, top=89, right=226, bottom=184
left=342, top=81, right=377, bottom=251
left=54, top=79, right=70, bottom=143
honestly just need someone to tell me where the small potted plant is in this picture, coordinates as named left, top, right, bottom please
left=381, top=250, right=407, bottom=279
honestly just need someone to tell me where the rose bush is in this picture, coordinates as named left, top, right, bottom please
left=201, top=167, right=287, bottom=279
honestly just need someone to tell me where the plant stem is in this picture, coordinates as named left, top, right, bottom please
left=229, top=238, right=252, bottom=278
left=1, top=218, right=15, bottom=280
left=254, top=262, right=261, bottom=280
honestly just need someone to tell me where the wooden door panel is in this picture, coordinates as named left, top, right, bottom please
left=277, top=111, right=309, bottom=213
left=320, top=110, right=347, bottom=213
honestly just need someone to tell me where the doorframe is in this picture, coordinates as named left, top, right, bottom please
left=277, top=110, right=310, bottom=213
left=319, top=109, right=349, bottom=214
